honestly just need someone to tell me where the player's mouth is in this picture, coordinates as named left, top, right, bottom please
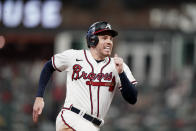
left=104, top=46, right=111, bottom=52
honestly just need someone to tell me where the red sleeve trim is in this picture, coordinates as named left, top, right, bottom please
left=52, top=56, right=62, bottom=72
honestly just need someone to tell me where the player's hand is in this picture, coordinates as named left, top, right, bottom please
left=114, top=54, right=123, bottom=74
left=33, top=97, right=44, bottom=123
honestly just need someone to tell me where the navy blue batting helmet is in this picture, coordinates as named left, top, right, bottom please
left=86, top=21, right=118, bottom=48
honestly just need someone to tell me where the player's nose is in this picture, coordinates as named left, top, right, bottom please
left=106, top=38, right=113, bottom=45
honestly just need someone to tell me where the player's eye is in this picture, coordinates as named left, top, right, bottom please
left=104, top=35, right=111, bottom=40
left=103, top=36, right=108, bottom=40
left=100, top=35, right=113, bottom=41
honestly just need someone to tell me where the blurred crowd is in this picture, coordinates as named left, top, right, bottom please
left=0, top=59, right=196, bottom=131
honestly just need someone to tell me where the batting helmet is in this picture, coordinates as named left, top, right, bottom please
left=86, top=21, right=118, bottom=48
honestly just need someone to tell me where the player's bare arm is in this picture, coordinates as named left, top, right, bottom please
left=33, top=97, right=44, bottom=123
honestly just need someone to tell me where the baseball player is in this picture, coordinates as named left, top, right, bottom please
left=32, top=21, right=138, bottom=131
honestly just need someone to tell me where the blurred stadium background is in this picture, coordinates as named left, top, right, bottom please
left=1, top=0, right=196, bottom=131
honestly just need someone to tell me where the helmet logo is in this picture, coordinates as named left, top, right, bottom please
left=105, top=24, right=111, bottom=29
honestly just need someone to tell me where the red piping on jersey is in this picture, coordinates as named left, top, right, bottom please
left=62, top=104, right=73, bottom=110
left=52, top=56, right=62, bottom=72
left=61, top=110, right=76, bottom=131
left=97, top=57, right=111, bottom=118
left=84, top=50, right=94, bottom=115
left=131, top=80, right=137, bottom=84
left=97, top=85, right=100, bottom=118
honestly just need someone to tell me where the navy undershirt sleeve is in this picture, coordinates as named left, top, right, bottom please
left=119, top=71, right=138, bottom=104
left=36, top=60, right=55, bottom=97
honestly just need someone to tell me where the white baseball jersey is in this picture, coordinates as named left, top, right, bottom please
left=52, top=49, right=137, bottom=120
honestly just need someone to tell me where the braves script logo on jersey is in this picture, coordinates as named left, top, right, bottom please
left=72, top=64, right=113, bottom=81
left=72, top=64, right=115, bottom=92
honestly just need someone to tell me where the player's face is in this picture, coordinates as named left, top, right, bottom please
left=96, top=34, right=113, bottom=58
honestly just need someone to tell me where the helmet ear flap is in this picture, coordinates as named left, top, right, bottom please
left=87, top=34, right=99, bottom=48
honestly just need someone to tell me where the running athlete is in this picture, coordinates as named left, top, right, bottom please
left=32, top=21, right=138, bottom=131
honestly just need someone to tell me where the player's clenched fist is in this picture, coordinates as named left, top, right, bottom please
left=114, top=54, right=124, bottom=74
left=33, top=97, right=45, bottom=123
